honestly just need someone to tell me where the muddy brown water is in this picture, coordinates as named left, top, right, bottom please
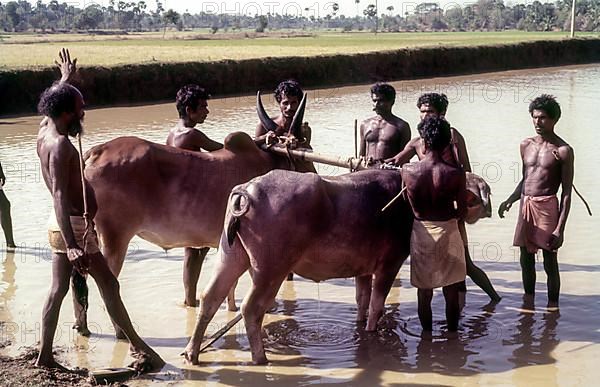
left=1, top=64, right=599, bottom=386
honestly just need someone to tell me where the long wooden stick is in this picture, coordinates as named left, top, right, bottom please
left=262, top=144, right=367, bottom=171
left=354, top=119, right=358, bottom=158
left=199, top=313, right=243, bottom=353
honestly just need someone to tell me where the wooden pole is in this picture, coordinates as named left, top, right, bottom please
left=570, top=0, right=576, bottom=38
left=262, top=144, right=367, bottom=171
left=354, top=119, right=358, bottom=158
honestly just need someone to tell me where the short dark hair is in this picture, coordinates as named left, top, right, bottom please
left=417, top=93, right=449, bottom=114
left=418, top=116, right=451, bottom=152
left=176, top=84, right=210, bottom=119
left=529, top=94, right=561, bottom=120
left=370, top=82, right=396, bottom=102
left=38, top=83, right=82, bottom=119
left=274, top=79, right=303, bottom=103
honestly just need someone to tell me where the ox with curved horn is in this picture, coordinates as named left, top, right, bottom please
left=256, top=91, right=307, bottom=139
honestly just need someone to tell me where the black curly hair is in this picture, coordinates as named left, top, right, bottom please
left=417, top=93, right=449, bottom=115
left=176, top=84, right=211, bottom=118
left=37, top=83, right=82, bottom=119
left=274, top=79, right=303, bottom=103
left=370, top=82, right=396, bottom=102
left=528, top=94, right=561, bottom=120
left=418, top=116, right=451, bottom=152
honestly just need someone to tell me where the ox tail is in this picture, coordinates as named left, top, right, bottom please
left=226, top=189, right=251, bottom=247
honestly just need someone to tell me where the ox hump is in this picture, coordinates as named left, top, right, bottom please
left=223, top=132, right=260, bottom=154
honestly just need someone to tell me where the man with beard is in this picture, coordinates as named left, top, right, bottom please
left=360, top=82, right=411, bottom=166
left=35, top=82, right=164, bottom=372
left=255, top=79, right=316, bottom=173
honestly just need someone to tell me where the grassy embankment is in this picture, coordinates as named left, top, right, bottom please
left=1, top=30, right=599, bottom=70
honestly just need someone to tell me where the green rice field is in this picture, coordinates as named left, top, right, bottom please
left=1, top=30, right=598, bottom=70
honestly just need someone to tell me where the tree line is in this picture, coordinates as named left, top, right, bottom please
left=0, top=0, right=598, bottom=34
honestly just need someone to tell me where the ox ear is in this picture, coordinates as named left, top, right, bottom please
left=256, top=91, right=278, bottom=133
left=290, top=92, right=307, bottom=138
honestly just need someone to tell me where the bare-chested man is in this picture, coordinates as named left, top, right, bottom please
left=360, top=82, right=411, bottom=165
left=389, top=93, right=501, bottom=303
left=401, top=116, right=468, bottom=334
left=499, top=95, right=573, bottom=308
left=166, top=84, right=222, bottom=152
left=255, top=79, right=316, bottom=173
left=0, top=160, right=16, bottom=249
left=166, top=84, right=222, bottom=307
left=35, top=81, right=163, bottom=371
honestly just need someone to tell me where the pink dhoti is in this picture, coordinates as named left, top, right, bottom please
left=410, top=219, right=466, bottom=289
left=513, top=195, right=559, bottom=253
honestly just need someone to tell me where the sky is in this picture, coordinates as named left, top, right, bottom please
left=30, top=0, right=529, bottom=18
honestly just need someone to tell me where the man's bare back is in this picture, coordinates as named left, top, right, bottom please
left=402, top=158, right=467, bottom=221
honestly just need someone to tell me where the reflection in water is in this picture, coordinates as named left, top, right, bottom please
left=1, top=65, right=600, bottom=385
left=0, top=251, right=16, bottom=347
left=505, top=296, right=560, bottom=369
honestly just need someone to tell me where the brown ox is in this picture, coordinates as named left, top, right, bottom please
left=83, top=132, right=285, bottom=311
left=75, top=93, right=310, bottom=329
left=183, top=169, right=413, bottom=365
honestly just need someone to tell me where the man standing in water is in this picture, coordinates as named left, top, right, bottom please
left=401, top=116, right=467, bottom=334
left=35, top=81, right=164, bottom=372
left=0, top=160, right=16, bottom=249
left=166, top=84, right=223, bottom=307
left=255, top=79, right=316, bottom=173
left=389, top=93, right=501, bottom=303
left=360, top=82, right=411, bottom=165
left=499, top=95, right=573, bottom=308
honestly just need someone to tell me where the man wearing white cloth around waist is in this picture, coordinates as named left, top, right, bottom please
left=400, top=116, right=468, bottom=334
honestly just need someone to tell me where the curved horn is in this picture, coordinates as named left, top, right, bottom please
left=256, top=91, right=278, bottom=133
left=290, top=92, right=307, bottom=138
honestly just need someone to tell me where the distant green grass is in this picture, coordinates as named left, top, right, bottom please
left=1, top=30, right=598, bottom=70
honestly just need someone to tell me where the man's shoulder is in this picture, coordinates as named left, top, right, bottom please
left=520, top=137, right=535, bottom=147
left=391, top=115, right=410, bottom=128
left=556, top=140, right=574, bottom=160
left=407, top=136, right=421, bottom=147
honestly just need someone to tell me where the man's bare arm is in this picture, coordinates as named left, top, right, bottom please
left=56, top=48, right=77, bottom=84
left=0, top=161, right=5, bottom=186
left=49, top=141, right=89, bottom=273
left=454, top=130, right=472, bottom=172
left=549, top=145, right=574, bottom=250
left=456, top=171, right=468, bottom=220
left=399, top=121, right=412, bottom=151
left=498, top=140, right=528, bottom=218
left=386, top=138, right=418, bottom=166
left=197, top=131, right=223, bottom=152
left=358, top=121, right=367, bottom=157
left=49, top=142, right=78, bottom=249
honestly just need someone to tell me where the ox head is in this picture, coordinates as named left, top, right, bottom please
left=464, top=172, right=492, bottom=224
left=256, top=91, right=307, bottom=139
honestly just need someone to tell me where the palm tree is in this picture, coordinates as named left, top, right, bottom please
left=355, top=0, right=360, bottom=17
